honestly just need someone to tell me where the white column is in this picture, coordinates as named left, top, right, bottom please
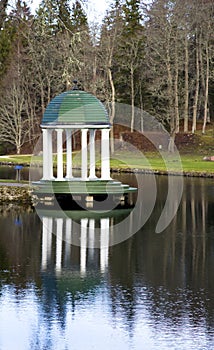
left=48, top=129, right=54, bottom=179
left=41, top=217, right=49, bottom=269
left=89, top=129, right=96, bottom=179
left=56, top=129, right=64, bottom=180
left=56, top=218, right=63, bottom=272
left=88, top=219, right=95, bottom=249
left=42, top=129, right=50, bottom=180
left=65, top=218, right=72, bottom=244
left=80, top=218, right=88, bottom=275
left=66, top=129, right=72, bottom=179
left=47, top=217, right=53, bottom=262
left=101, top=129, right=111, bottom=180
left=41, top=217, right=53, bottom=270
left=88, top=219, right=95, bottom=260
left=81, top=129, right=88, bottom=180
left=65, top=218, right=72, bottom=265
left=100, top=218, right=110, bottom=272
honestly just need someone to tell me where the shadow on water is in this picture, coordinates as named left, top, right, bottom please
left=0, top=175, right=214, bottom=349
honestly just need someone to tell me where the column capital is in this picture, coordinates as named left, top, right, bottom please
left=56, top=128, right=63, bottom=134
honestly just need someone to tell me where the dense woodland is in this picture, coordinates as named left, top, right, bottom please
left=0, top=0, right=213, bottom=154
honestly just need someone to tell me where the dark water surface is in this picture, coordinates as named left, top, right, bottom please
left=0, top=173, right=214, bottom=350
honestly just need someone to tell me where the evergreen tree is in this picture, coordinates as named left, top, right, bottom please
left=0, top=1, right=36, bottom=153
left=123, top=0, right=142, bottom=34
left=68, top=0, right=92, bottom=91
left=0, top=22, right=14, bottom=80
left=71, top=0, right=88, bottom=31
left=0, top=1, right=14, bottom=80
left=0, top=0, right=32, bottom=85
left=36, top=0, right=72, bottom=34
left=0, top=0, right=8, bottom=29
left=116, top=0, right=145, bottom=130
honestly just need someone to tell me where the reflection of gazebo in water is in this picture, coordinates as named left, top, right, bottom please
left=39, top=207, right=133, bottom=330
left=39, top=208, right=132, bottom=274
left=34, top=84, right=136, bottom=208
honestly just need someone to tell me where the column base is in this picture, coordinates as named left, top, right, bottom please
left=88, top=176, right=97, bottom=180
left=100, top=176, right=112, bottom=181
left=41, top=177, right=55, bottom=181
left=65, top=176, right=73, bottom=180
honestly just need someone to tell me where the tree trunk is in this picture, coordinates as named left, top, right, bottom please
left=40, top=83, right=45, bottom=116
left=107, top=67, right=115, bottom=153
left=174, top=39, right=179, bottom=133
left=199, top=30, right=205, bottom=127
left=202, top=42, right=209, bottom=134
left=166, top=48, right=175, bottom=146
left=139, top=83, right=144, bottom=133
left=184, top=34, right=189, bottom=133
left=168, top=130, right=176, bottom=153
left=130, top=64, right=135, bottom=132
left=192, top=34, right=199, bottom=134
left=92, top=47, right=97, bottom=95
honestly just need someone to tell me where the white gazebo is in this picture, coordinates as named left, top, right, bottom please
left=41, top=89, right=111, bottom=182
left=34, top=88, right=137, bottom=208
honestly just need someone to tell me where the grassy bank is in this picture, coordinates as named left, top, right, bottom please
left=0, top=151, right=214, bottom=177
left=0, top=179, right=29, bottom=184
left=110, top=152, right=214, bottom=176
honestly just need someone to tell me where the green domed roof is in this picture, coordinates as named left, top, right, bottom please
left=41, top=90, right=110, bottom=127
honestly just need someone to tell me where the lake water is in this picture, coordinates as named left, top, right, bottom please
left=0, top=170, right=214, bottom=350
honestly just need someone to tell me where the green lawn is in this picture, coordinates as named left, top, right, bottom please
left=180, top=155, right=214, bottom=174
left=0, top=154, right=34, bottom=165
left=110, top=151, right=214, bottom=174
left=0, top=151, right=213, bottom=176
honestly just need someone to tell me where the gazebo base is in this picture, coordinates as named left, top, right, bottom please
left=32, top=179, right=137, bottom=210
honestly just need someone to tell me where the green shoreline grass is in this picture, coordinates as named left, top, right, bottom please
left=0, top=179, right=29, bottom=183
left=0, top=151, right=213, bottom=176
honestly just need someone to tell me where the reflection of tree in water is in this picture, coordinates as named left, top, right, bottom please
left=108, top=177, right=214, bottom=336
left=0, top=205, right=41, bottom=289
left=108, top=238, right=137, bottom=335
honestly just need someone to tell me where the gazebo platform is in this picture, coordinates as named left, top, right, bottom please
left=33, top=178, right=137, bottom=210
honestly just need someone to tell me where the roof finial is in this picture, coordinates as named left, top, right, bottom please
left=72, top=79, right=79, bottom=90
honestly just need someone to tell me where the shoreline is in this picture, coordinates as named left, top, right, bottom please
left=0, top=159, right=213, bottom=178
left=0, top=166, right=213, bottom=205
left=0, top=155, right=213, bottom=204
left=110, top=167, right=214, bottom=178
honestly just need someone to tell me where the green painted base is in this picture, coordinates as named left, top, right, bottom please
left=32, top=179, right=137, bottom=195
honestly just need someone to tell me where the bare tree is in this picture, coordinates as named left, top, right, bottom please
left=192, top=29, right=200, bottom=133
left=197, top=0, right=213, bottom=134
left=145, top=0, right=182, bottom=151
left=99, top=3, right=124, bottom=151
left=0, top=83, right=30, bottom=154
